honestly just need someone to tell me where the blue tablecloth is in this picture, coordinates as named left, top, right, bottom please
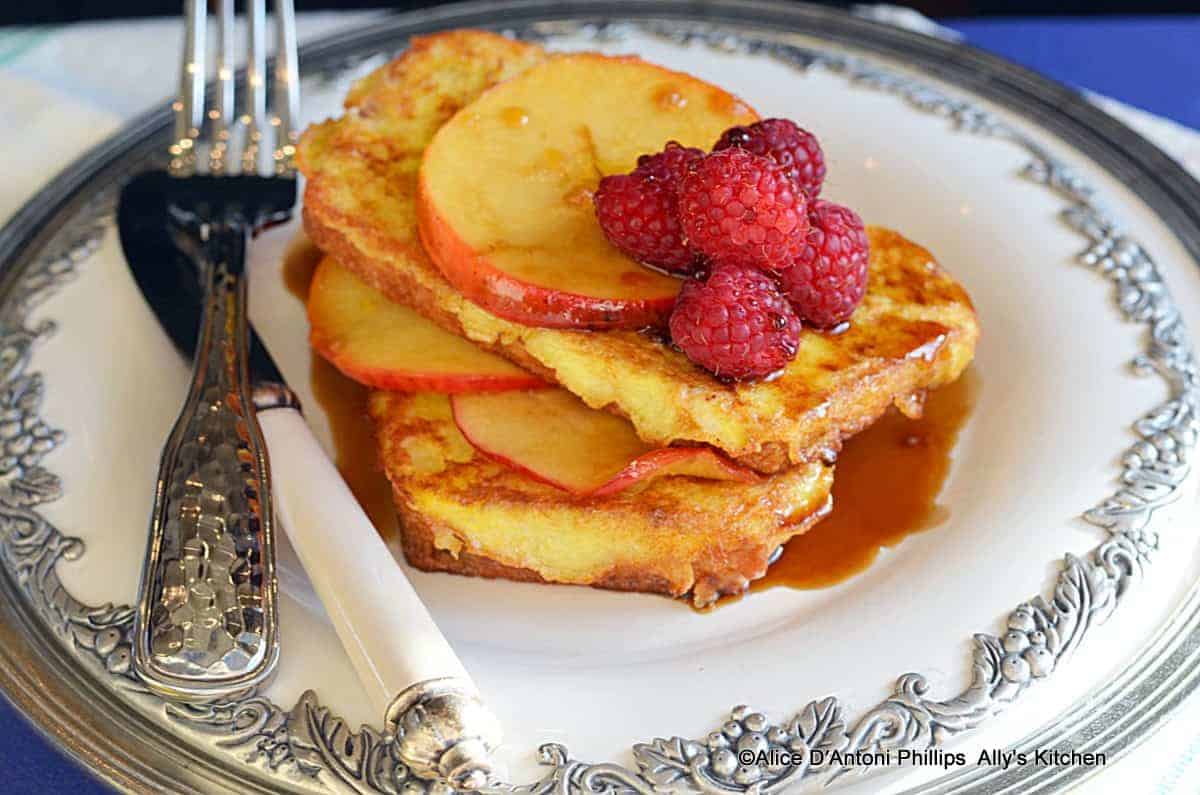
left=0, top=12, right=1196, bottom=795
left=946, top=16, right=1200, bottom=131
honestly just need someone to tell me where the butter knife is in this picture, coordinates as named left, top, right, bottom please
left=118, top=170, right=501, bottom=788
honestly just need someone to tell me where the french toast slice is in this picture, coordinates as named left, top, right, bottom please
left=298, top=30, right=980, bottom=473
left=370, top=390, right=832, bottom=606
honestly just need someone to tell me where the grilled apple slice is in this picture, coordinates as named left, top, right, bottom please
left=308, top=257, right=544, bottom=392
left=417, top=53, right=759, bottom=329
left=588, top=447, right=760, bottom=498
left=450, top=388, right=756, bottom=496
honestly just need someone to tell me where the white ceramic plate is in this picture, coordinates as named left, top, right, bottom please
left=2, top=4, right=1199, bottom=794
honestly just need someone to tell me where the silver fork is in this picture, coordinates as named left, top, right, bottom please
left=131, top=0, right=298, bottom=702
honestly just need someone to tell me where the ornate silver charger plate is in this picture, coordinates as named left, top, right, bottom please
left=2, top=2, right=1200, bottom=793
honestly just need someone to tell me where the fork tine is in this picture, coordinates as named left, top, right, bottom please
left=242, top=0, right=268, bottom=176
left=170, top=0, right=206, bottom=177
left=272, top=0, right=300, bottom=175
left=208, top=0, right=235, bottom=175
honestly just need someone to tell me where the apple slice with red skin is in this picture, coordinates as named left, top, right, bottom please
left=588, top=447, right=760, bottom=498
left=450, top=388, right=757, bottom=496
left=308, top=257, right=545, bottom=393
left=416, top=205, right=679, bottom=330
left=417, top=53, right=759, bottom=329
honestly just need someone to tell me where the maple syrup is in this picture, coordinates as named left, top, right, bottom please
left=282, top=237, right=322, bottom=301
left=653, top=84, right=689, bottom=110
left=500, top=106, right=530, bottom=127
left=284, top=237, right=977, bottom=596
left=282, top=240, right=398, bottom=543
left=751, top=368, right=978, bottom=592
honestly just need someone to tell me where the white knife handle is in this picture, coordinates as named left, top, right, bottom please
left=256, top=405, right=501, bottom=788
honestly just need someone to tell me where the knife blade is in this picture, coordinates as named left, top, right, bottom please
left=117, top=168, right=503, bottom=787
left=118, top=170, right=283, bottom=385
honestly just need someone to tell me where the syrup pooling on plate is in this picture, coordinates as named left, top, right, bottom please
left=753, top=368, right=978, bottom=592
left=283, top=240, right=399, bottom=543
left=283, top=238, right=322, bottom=299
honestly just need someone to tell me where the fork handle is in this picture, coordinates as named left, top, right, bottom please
left=132, top=222, right=280, bottom=700
left=256, top=407, right=502, bottom=788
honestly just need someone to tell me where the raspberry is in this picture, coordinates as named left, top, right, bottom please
left=714, top=118, right=826, bottom=199
left=594, top=172, right=697, bottom=274
left=778, top=200, right=869, bottom=328
left=669, top=264, right=801, bottom=380
left=633, top=141, right=704, bottom=184
left=678, top=149, right=809, bottom=272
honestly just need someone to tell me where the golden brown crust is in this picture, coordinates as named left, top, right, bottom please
left=394, top=492, right=830, bottom=604
left=370, top=391, right=833, bottom=606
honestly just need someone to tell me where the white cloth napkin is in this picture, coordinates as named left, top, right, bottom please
left=1, top=13, right=1199, bottom=795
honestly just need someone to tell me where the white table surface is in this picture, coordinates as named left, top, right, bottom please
left=2, top=11, right=1200, bottom=795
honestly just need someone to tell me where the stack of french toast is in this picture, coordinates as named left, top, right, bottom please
left=296, top=29, right=979, bottom=607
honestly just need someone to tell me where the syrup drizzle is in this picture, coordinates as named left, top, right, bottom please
left=752, top=368, right=978, bottom=592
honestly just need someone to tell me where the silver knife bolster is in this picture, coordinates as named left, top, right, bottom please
left=132, top=223, right=279, bottom=700
left=385, top=677, right=503, bottom=789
